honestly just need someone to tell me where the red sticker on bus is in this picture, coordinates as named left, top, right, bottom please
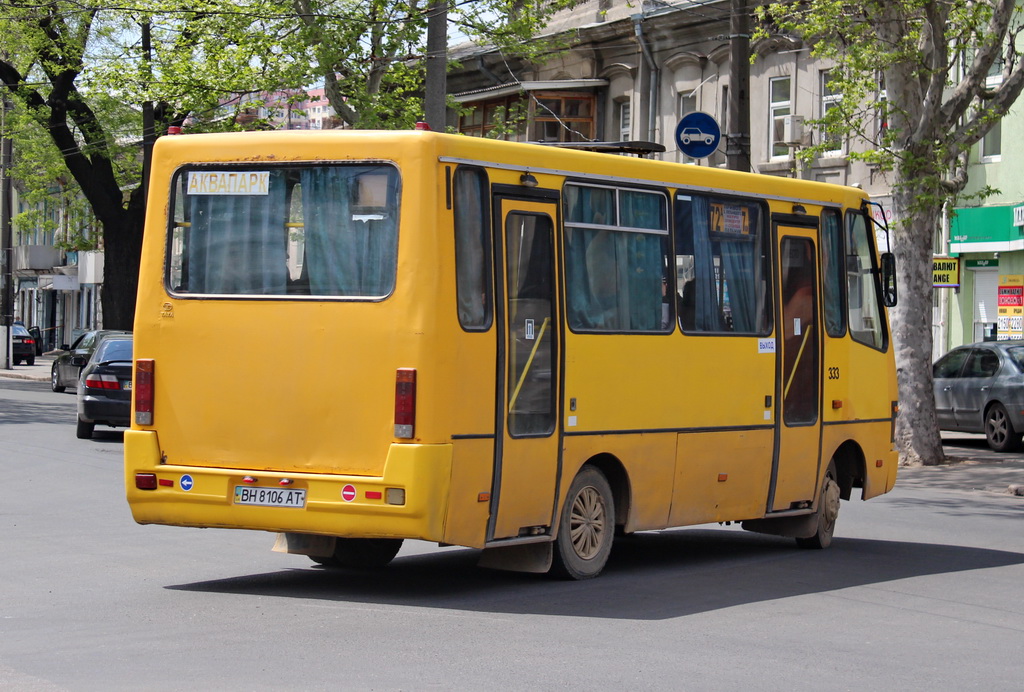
left=341, top=484, right=357, bottom=502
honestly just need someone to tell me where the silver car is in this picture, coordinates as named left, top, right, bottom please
left=933, top=340, right=1024, bottom=451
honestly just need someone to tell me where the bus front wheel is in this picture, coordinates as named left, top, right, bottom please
left=552, top=466, right=614, bottom=580
left=795, top=461, right=840, bottom=550
left=311, top=537, right=404, bottom=569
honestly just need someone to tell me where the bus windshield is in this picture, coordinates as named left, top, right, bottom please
left=168, top=164, right=401, bottom=298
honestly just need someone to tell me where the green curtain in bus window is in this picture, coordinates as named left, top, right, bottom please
left=619, top=189, right=666, bottom=230
left=301, top=167, right=399, bottom=296
left=822, top=210, right=845, bottom=337
left=187, top=172, right=288, bottom=294
left=718, top=204, right=763, bottom=333
left=565, top=185, right=614, bottom=225
left=689, top=195, right=723, bottom=331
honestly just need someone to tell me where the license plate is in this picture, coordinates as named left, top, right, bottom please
left=123, top=380, right=132, bottom=390
left=233, top=486, right=306, bottom=508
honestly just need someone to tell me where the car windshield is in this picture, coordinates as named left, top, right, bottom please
left=94, top=339, right=133, bottom=363
left=13, top=325, right=30, bottom=337
left=1004, top=346, right=1024, bottom=372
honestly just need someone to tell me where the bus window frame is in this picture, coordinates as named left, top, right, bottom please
left=164, top=160, right=402, bottom=302
left=452, top=165, right=494, bottom=332
left=844, top=207, right=890, bottom=353
left=562, top=179, right=673, bottom=336
left=673, top=189, right=774, bottom=337
left=821, top=206, right=848, bottom=339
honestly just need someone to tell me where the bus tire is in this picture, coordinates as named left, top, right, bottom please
left=795, top=461, right=840, bottom=550
left=311, top=537, right=403, bottom=569
left=551, top=465, right=614, bottom=580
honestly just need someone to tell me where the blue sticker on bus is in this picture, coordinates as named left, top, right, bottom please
left=180, top=474, right=194, bottom=491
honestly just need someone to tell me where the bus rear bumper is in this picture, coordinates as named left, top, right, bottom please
left=123, top=430, right=452, bottom=543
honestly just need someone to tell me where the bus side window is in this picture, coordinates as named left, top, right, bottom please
left=845, top=210, right=887, bottom=350
left=453, top=167, right=492, bottom=330
left=821, top=208, right=846, bottom=337
left=674, top=192, right=770, bottom=335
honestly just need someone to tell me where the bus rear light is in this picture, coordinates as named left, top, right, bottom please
left=135, top=473, right=158, bottom=490
left=134, top=359, right=154, bottom=425
left=386, top=488, right=406, bottom=505
left=394, top=368, right=416, bottom=438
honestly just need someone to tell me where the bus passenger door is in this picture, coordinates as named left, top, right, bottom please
left=770, top=226, right=823, bottom=512
left=489, top=196, right=562, bottom=542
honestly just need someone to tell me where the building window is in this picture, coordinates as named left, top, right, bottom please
left=532, top=93, right=595, bottom=142
left=769, top=77, right=792, bottom=158
left=458, top=97, right=528, bottom=140
left=820, top=70, right=842, bottom=153
left=679, top=92, right=696, bottom=119
left=459, top=92, right=595, bottom=142
left=618, top=101, right=631, bottom=140
left=982, top=119, right=1002, bottom=159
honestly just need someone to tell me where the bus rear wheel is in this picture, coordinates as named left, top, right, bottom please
left=551, top=466, right=614, bottom=580
left=796, top=461, right=840, bottom=550
left=311, top=537, right=404, bottom=569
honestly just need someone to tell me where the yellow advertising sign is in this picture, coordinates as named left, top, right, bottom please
left=932, top=258, right=959, bottom=287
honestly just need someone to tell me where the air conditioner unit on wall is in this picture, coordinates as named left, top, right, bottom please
left=782, top=115, right=804, bottom=145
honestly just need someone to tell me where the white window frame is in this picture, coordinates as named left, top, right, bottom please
left=769, top=76, right=792, bottom=159
left=618, top=101, right=632, bottom=141
left=981, top=72, right=1003, bottom=161
left=820, top=70, right=843, bottom=155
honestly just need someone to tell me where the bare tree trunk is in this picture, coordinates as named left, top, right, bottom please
left=891, top=183, right=946, bottom=466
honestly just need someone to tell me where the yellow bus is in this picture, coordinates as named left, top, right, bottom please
left=124, top=129, right=898, bottom=579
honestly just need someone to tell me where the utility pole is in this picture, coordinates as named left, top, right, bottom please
left=1, top=96, right=14, bottom=369
left=424, top=0, right=448, bottom=131
left=726, top=0, right=751, bottom=172
left=141, top=20, right=155, bottom=200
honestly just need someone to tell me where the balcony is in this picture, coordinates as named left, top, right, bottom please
left=14, top=245, right=63, bottom=272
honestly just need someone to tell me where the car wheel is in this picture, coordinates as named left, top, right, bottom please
left=76, top=417, right=95, bottom=440
left=795, top=461, right=840, bottom=549
left=985, top=403, right=1021, bottom=452
left=551, top=465, right=615, bottom=580
left=310, top=538, right=404, bottom=569
left=51, top=364, right=66, bottom=393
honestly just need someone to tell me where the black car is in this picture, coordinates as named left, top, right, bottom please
left=12, top=323, right=36, bottom=365
left=76, top=335, right=133, bottom=439
left=51, top=329, right=130, bottom=393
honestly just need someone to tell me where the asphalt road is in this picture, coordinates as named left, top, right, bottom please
left=1, top=376, right=1023, bottom=691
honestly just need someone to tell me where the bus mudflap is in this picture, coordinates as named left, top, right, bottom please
left=477, top=541, right=553, bottom=574
left=272, top=532, right=336, bottom=558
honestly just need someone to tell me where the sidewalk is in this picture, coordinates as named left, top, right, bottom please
left=0, top=354, right=55, bottom=383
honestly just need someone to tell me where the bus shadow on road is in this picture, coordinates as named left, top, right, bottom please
left=167, top=528, right=1024, bottom=620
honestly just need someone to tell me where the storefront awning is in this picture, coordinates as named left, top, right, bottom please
left=950, top=204, right=1024, bottom=255
left=452, top=79, right=609, bottom=103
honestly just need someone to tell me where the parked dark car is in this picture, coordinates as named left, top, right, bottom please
left=76, top=334, right=133, bottom=439
left=51, top=329, right=130, bottom=393
left=933, top=340, right=1024, bottom=452
left=12, top=323, right=36, bottom=365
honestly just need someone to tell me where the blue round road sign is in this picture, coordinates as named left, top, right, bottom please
left=675, top=112, right=721, bottom=159
left=180, top=474, right=194, bottom=491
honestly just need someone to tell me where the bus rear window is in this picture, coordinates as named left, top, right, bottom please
left=168, top=164, right=400, bottom=298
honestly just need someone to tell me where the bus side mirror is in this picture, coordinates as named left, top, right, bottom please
left=880, top=252, right=897, bottom=307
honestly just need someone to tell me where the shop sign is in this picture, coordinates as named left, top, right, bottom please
left=998, top=275, right=1024, bottom=339
left=932, top=258, right=960, bottom=287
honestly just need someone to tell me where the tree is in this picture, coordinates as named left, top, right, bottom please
left=288, top=0, right=574, bottom=130
left=762, top=0, right=1024, bottom=465
left=0, top=0, right=303, bottom=328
